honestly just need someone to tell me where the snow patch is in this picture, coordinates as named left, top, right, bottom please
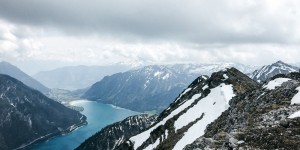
left=202, top=85, right=209, bottom=90
left=174, top=84, right=235, bottom=131
left=173, top=84, right=235, bottom=150
left=263, top=78, right=291, bottom=90
left=223, top=74, right=228, bottom=80
left=162, top=73, right=170, bottom=80
left=175, top=88, right=192, bottom=102
left=143, top=138, right=160, bottom=150
left=288, top=110, right=300, bottom=119
left=154, top=71, right=162, bottom=77
left=291, top=87, right=300, bottom=105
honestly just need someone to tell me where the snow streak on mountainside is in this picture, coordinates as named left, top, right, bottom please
left=77, top=65, right=300, bottom=150
left=117, top=67, right=259, bottom=149
left=185, top=72, right=300, bottom=149
left=0, top=61, right=50, bottom=94
left=83, top=63, right=257, bottom=112
left=250, top=61, right=299, bottom=83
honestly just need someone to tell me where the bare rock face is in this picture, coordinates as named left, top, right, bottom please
left=0, top=74, right=86, bottom=150
left=185, top=72, right=300, bottom=150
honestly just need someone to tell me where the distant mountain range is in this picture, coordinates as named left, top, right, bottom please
left=77, top=67, right=300, bottom=149
left=0, top=74, right=86, bottom=150
left=82, top=63, right=257, bottom=112
left=250, top=61, right=299, bottom=83
left=33, top=65, right=132, bottom=90
left=0, top=61, right=50, bottom=94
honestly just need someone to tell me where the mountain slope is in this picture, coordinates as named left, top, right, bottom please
left=250, top=61, right=299, bottom=83
left=184, top=72, right=300, bottom=149
left=0, top=74, right=86, bottom=150
left=33, top=65, right=131, bottom=90
left=78, top=67, right=300, bottom=149
left=76, top=114, right=157, bottom=150
left=116, top=67, right=259, bottom=149
left=82, top=65, right=194, bottom=112
left=83, top=64, right=257, bottom=112
left=0, top=61, right=50, bottom=94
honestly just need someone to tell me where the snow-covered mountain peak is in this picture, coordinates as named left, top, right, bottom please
left=78, top=70, right=300, bottom=150
left=250, top=61, right=299, bottom=83
left=118, top=67, right=259, bottom=150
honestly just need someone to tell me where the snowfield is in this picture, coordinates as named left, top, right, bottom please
left=173, top=83, right=235, bottom=150
left=129, top=93, right=202, bottom=149
left=291, top=87, right=300, bottom=105
left=130, top=82, right=236, bottom=150
left=263, top=78, right=291, bottom=90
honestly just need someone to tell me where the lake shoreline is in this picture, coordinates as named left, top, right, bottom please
left=32, top=100, right=140, bottom=150
left=17, top=116, right=88, bottom=150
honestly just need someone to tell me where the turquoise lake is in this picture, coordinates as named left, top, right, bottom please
left=32, top=100, right=139, bottom=150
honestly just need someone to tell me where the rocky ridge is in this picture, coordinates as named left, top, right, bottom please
left=184, top=72, right=300, bottom=149
left=77, top=66, right=300, bottom=150
left=0, top=61, right=50, bottom=94
left=83, top=63, right=256, bottom=113
left=116, top=67, right=259, bottom=150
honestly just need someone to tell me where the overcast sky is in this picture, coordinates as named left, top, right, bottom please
left=1, top=0, right=300, bottom=74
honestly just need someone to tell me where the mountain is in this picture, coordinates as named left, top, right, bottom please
left=0, top=74, right=86, bottom=150
left=0, top=61, right=50, bottom=94
left=95, top=68, right=300, bottom=149
left=82, top=65, right=192, bottom=112
left=78, top=67, right=300, bottom=149
left=169, top=63, right=257, bottom=76
left=33, top=65, right=131, bottom=90
left=82, top=64, right=257, bottom=112
left=76, top=114, right=157, bottom=150
left=184, top=72, right=300, bottom=149
left=250, top=61, right=299, bottom=83
left=115, top=67, right=259, bottom=150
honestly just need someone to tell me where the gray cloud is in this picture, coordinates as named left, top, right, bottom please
left=1, top=0, right=299, bottom=44
left=1, top=0, right=300, bottom=74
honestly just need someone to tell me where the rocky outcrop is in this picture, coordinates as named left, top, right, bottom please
left=184, top=72, right=300, bottom=149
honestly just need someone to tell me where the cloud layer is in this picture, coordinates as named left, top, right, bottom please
left=1, top=0, right=300, bottom=43
left=1, top=0, right=300, bottom=73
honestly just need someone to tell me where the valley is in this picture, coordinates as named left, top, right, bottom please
left=1, top=1, right=300, bottom=149
left=31, top=100, right=139, bottom=150
left=1, top=60, right=300, bottom=150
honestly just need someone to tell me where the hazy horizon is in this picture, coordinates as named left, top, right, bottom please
left=1, top=0, right=300, bottom=74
